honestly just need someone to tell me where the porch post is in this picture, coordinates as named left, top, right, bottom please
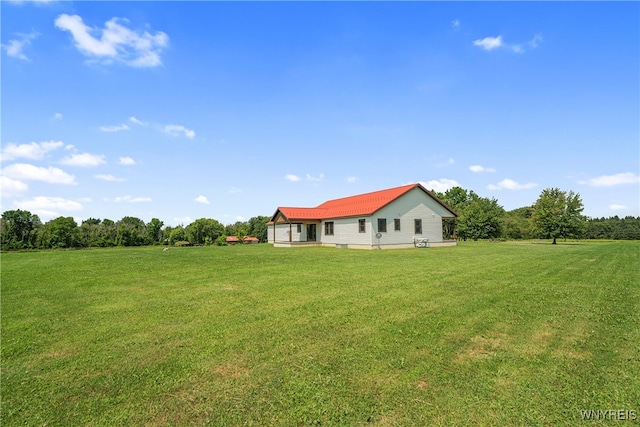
left=289, top=222, right=292, bottom=242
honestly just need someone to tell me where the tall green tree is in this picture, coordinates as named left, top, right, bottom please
left=1, top=209, right=41, bottom=249
left=79, top=218, right=102, bottom=247
left=435, top=187, right=504, bottom=240
left=37, top=216, right=79, bottom=248
left=146, top=218, right=164, bottom=244
left=248, top=215, right=270, bottom=242
left=186, top=218, right=225, bottom=245
left=533, top=188, right=586, bottom=244
left=115, top=216, right=147, bottom=246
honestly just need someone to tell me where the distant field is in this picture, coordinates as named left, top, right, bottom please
left=2, top=241, right=639, bottom=426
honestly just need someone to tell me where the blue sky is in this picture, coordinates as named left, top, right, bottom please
left=2, top=1, right=638, bottom=226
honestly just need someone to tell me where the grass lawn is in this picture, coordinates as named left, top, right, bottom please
left=1, top=241, right=639, bottom=425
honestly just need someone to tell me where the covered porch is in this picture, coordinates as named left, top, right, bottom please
left=269, top=208, right=323, bottom=245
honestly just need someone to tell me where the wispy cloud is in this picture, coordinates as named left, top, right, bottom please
left=2, top=163, right=76, bottom=184
left=54, top=14, right=169, bottom=68
left=163, top=124, right=195, bottom=139
left=195, top=195, right=210, bottom=204
left=1, top=31, right=39, bottom=61
left=52, top=113, right=63, bottom=120
left=347, top=176, right=358, bottom=183
left=451, top=19, right=460, bottom=31
left=13, top=196, right=83, bottom=219
left=285, top=174, right=301, bottom=182
left=113, top=195, right=151, bottom=203
left=1, top=140, right=64, bottom=161
left=60, top=153, right=106, bottom=167
left=578, top=172, right=640, bottom=187
left=473, top=35, right=503, bottom=51
left=0, top=176, right=29, bottom=197
left=473, top=33, right=542, bottom=53
left=129, top=116, right=146, bottom=126
left=420, top=178, right=460, bottom=193
left=609, top=204, right=627, bottom=210
left=306, top=173, right=324, bottom=182
left=100, top=124, right=129, bottom=132
left=95, top=174, right=125, bottom=182
left=469, top=165, right=496, bottom=173
left=118, top=156, right=136, bottom=166
left=228, top=187, right=243, bottom=194
left=487, top=178, right=537, bottom=190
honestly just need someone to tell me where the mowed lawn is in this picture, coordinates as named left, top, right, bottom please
left=1, top=241, right=639, bottom=426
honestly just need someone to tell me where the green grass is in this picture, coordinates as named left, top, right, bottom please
left=2, top=241, right=639, bottom=426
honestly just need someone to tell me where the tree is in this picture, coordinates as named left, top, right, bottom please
left=435, top=187, right=504, bottom=241
left=186, top=218, right=225, bottom=245
left=37, top=216, right=79, bottom=248
left=1, top=209, right=41, bottom=249
left=532, top=188, right=586, bottom=244
left=115, top=216, right=147, bottom=246
left=503, top=207, right=534, bottom=240
left=80, top=218, right=102, bottom=247
left=146, top=218, right=164, bottom=244
left=248, top=215, right=270, bottom=242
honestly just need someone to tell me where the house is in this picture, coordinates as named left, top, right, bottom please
left=226, top=236, right=260, bottom=245
left=268, top=183, right=458, bottom=249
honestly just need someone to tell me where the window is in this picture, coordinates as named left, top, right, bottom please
left=378, top=218, right=387, bottom=233
left=415, top=219, right=422, bottom=234
left=325, top=221, right=334, bottom=235
left=394, top=218, right=401, bottom=231
left=358, top=219, right=366, bottom=233
left=296, top=224, right=302, bottom=233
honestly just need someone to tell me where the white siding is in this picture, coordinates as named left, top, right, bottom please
left=372, top=187, right=449, bottom=246
left=321, top=217, right=373, bottom=246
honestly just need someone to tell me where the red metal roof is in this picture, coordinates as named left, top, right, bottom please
left=271, top=183, right=457, bottom=222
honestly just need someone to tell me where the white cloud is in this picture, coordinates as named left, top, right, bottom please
left=95, top=174, right=125, bottom=182
left=578, top=172, right=640, bottom=187
left=195, top=195, right=210, bottom=204
left=487, top=178, right=538, bottom=190
left=609, top=204, right=627, bottom=210
left=113, top=195, right=151, bottom=203
left=54, top=14, right=169, bottom=68
left=452, top=19, right=460, bottom=31
left=3, top=163, right=76, bottom=184
left=529, top=34, right=543, bottom=49
left=228, top=187, right=243, bottom=194
left=473, top=35, right=503, bottom=51
left=172, top=216, right=193, bottom=226
left=163, top=124, right=195, bottom=139
left=306, top=173, right=324, bottom=182
left=469, top=165, right=496, bottom=173
left=129, top=116, right=145, bottom=125
left=118, top=156, right=136, bottom=165
left=53, top=113, right=63, bottom=120
left=473, top=33, right=542, bottom=54
left=1, top=31, right=39, bottom=61
left=99, top=124, right=129, bottom=132
left=285, top=174, right=301, bottom=182
left=347, top=176, right=358, bottom=183
left=13, top=196, right=83, bottom=219
left=1, top=140, right=64, bottom=161
left=0, top=176, right=29, bottom=197
left=420, top=178, right=460, bottom=193
left=60, top=153, right=106, bottom=167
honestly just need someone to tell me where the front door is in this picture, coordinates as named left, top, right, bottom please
left=306, top=224, right=317, bottom=242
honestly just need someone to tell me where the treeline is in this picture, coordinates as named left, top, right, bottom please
left=0, top=210, right=270, bottom=250
left=433, top=187, right=639, bottom=242
left=2, top=187, right=639, bottom=250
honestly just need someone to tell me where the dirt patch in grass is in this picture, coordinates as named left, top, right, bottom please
left=213, top=362, right=249, bottom=380
left=454, top=334, right=505, bottom=362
